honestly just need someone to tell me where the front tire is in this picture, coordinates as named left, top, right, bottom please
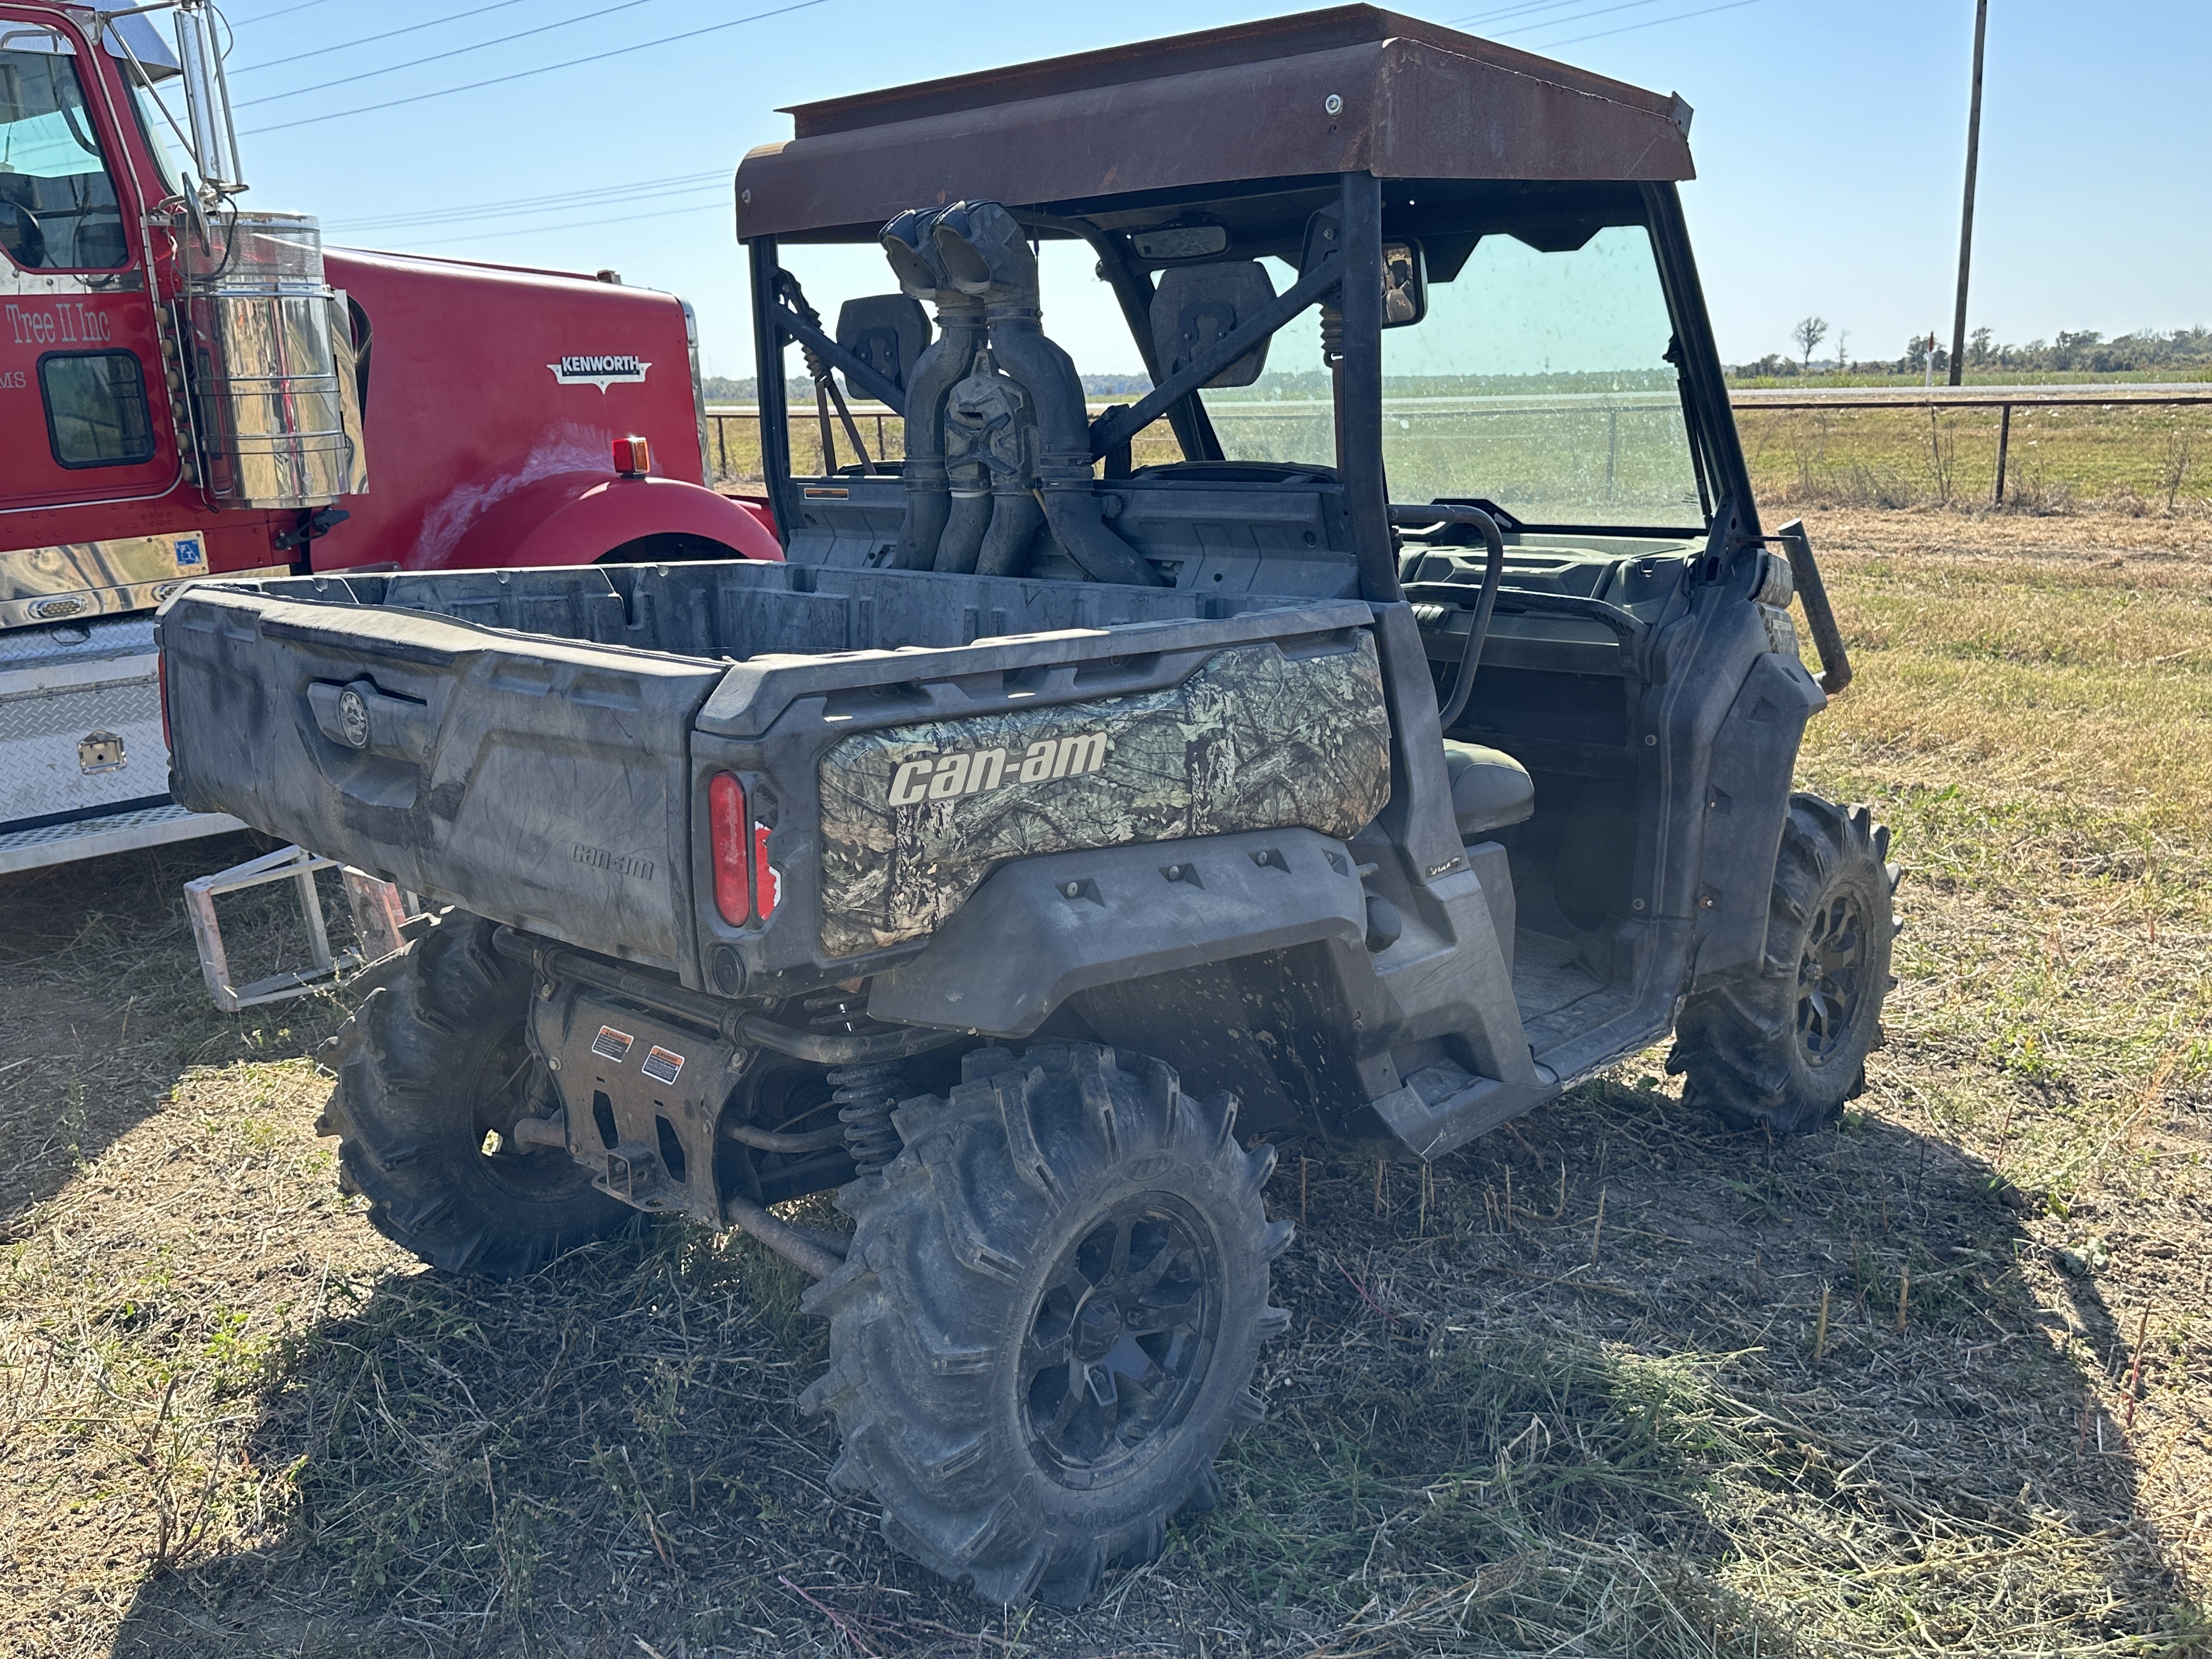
left=1669, top=795, right=1898, bottom=1135
left=800, top=1044, right=1291, bottom=1607
left=318, top=911, right=633, bottom=1276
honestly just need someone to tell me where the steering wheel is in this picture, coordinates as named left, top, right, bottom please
left=0, top=201, right=46, bottom=269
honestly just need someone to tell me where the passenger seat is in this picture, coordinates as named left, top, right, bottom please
left=1442, top=740, right=1534, bottom=838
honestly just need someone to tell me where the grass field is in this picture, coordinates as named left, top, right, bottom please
left=3, top=505, right=2210, bottom=1657
left=1739, top=404, right=2212, bottom=514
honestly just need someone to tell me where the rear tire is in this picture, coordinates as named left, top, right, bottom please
left=800, top=1044, right=1291, bottom=1607
left=1669, top=795, right=1898, bottom=1135
left=317, top=911, right=633, bottom=1277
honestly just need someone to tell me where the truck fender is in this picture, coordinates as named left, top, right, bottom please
left=444, top=472, right=782, bottom=569
left=866, top=827, right=1367, bottom=1038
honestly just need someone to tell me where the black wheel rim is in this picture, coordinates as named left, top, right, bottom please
left=470, top=1026, right=592, bottom=1200
left=1021, top=1195, right=1220, bottom=1483
left=1797, top=890, right=1869, bottom=1065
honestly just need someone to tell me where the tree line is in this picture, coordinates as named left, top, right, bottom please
left=1735, top=320, right=2212, bottom=378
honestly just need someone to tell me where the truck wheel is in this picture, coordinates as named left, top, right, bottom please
left=1669, top=795, right=1899, bottom=1135
left=318, top=911, right=632, bottom=1277
left=801, top=1044, right=1291, bottom=1607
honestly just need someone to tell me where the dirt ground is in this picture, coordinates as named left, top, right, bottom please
left=2, top=505, right=2207, bottom=1658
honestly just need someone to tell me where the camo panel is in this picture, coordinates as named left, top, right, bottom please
left=815, top=636, right=1391, bottom=956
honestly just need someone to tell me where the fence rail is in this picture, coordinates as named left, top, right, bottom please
left=704, top=388, right=2212, bottom=507
left=1725, top=387, right=2212, bottom=507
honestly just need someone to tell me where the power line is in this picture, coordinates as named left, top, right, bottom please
left=229, top=0, right=535, bottom=75
left=240, top=0, right=826, bottom=135
left=1539, top=0, right=1764, bottom=46
left=353, top=200, right=725, bottom=252
left=1492, top=0, right=1674, bottom=39
left=326, top=168, right=726, bottom=230
left=235, top=0, right=669, bottom=108
left=327, top=173, right=727, bottom=233
left=225, top=0, right=339, bottom=22
left=1446, top=0, right=1652, bottom=29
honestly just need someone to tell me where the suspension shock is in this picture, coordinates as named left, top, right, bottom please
left=830, top=1061, right=903, bottom=1175
left=806, top=990, right=905, bottom=1176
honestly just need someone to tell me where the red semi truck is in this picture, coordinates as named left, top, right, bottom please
left=0, top=1, right=776, bottom=874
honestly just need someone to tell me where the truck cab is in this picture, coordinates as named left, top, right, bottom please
left=0, top=1, right=775, bottom=874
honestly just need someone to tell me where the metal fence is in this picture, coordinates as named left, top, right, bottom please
left=707, top=388, right=2212, bottom=506
left=1730, top=387, right=2212, bottom=504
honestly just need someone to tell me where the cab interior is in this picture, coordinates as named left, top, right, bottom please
left=755, top=176, right=1727, bottom=1056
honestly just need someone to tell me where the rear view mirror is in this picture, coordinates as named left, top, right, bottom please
left=1131, top=222, right=1229, bottom=262
left=836, top=295, right=932, bottom=397
left=1150, top=261, right=1277, bottom=389
left=1381, top=240, right=1425, bottom=328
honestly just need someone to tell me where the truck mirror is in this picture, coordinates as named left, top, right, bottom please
left=1149, top=261, right=1276, bottom=390
left=836, top=295, right=932, bottom=398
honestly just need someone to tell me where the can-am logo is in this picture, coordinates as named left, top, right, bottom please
left=889, top=733, right=1109, bottom=806
left=549, top=353, right=650, bottom=391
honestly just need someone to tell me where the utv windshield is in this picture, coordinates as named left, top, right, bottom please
left=759, top=182, right=1713, bottom=538
left=1199, top=221, right=1705, bottom=529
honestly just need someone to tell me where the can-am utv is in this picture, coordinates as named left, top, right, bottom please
left=160, top=4, right=1893, bottom=1607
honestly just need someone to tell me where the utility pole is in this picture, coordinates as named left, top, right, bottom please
left=1949, top=0, right=1989, bottom=387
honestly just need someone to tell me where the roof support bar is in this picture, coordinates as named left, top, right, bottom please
left=1335, top=171, right=1398, bottom=606
left=771, top=299, right=908, bottom=414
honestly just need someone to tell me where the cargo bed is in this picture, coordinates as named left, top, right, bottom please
left=159, top=560, right=1388, bottom=995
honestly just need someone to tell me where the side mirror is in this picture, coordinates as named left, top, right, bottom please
left=1300, top=208, right=1426, bottom=329
left=1150, top=261, right=1276, bottom=390
left=836, top=295, right=932, bottom=397
left=1381, top=240, right=1426, bottom=329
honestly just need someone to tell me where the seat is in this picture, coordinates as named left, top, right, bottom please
left=1442, top=740, right=1535, bottom=838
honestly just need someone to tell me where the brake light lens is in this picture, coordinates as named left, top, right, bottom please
left=709, top=771, right=750, bottom=924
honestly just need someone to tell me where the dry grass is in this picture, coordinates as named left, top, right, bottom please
left=3, top=505, right=2210, bottom=1656
left=1739, top=405, right=2212, bottom=514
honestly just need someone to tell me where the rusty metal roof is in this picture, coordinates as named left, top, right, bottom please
left=735, top=5, right=1695, bottom=241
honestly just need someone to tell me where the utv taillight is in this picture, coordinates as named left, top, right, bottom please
left=709, top=771, right=751, bottom=924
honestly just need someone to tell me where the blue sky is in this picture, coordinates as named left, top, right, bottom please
left=217, top=0, right=2210, bottom=380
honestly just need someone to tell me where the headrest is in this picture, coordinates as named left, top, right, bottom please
left=836, top=295, right=932, bottom=396
left=1150, top=261, right=1276, bottom=389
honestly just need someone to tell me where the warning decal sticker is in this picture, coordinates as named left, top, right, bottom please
left=641, top=1046, right=685, bottom=1086
left=591, top=1026, right=635, bottom=1064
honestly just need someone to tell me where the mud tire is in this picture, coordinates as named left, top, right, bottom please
left=317, top=911, right=632, bottom=1277
left=1669, top=795, right=1899, bottom=1135
left=801, top=1043, right=1291, bottom=1608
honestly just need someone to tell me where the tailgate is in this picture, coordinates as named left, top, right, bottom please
left=160, top=586, right=726, bottom=972
left=688, top=597, right=1391, bottom=986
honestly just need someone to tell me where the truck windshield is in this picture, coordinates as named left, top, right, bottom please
left=0, top=37, right=128, bottom=270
